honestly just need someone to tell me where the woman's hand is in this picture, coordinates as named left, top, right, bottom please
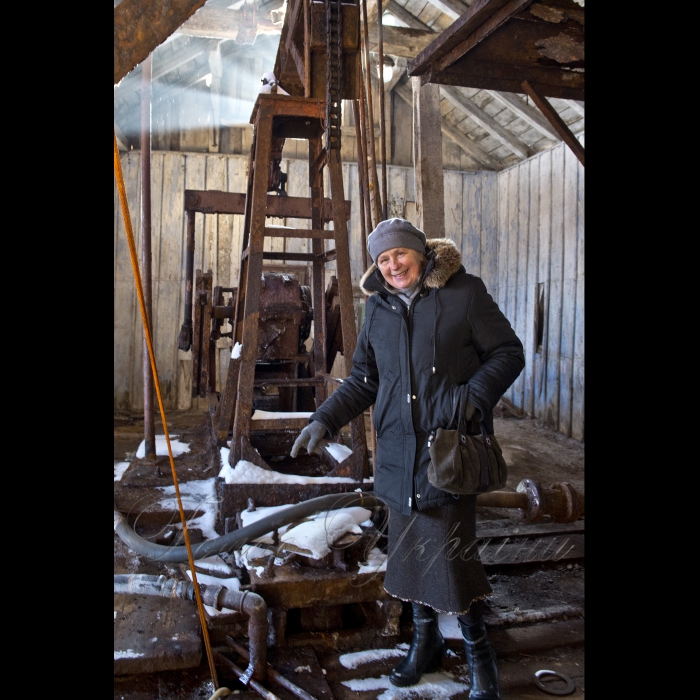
left=290, top=421, right=329, bottom=458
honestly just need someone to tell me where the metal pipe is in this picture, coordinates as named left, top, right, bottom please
left=178, top=209, right=196, bottom=351
left=140, top=52, right=156, bottom=459
left=356, top=66, right=375, bottom=237
left=213, top=651, right=281, bottom=700
left=361, top=0, right=382, bottom=226
left=352, top=99, right=368, bottom=271
left=114, top=492, right=384, bottom=563
left=225, top=637, right=317, bottom=700
left=113, top=574, right=269, bottom=685
left=376, top=0, right=388, bottom=221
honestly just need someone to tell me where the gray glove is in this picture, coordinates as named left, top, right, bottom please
left=290, top=421, right=329, bottom=458
left=465, top=402, right=477, bottom=422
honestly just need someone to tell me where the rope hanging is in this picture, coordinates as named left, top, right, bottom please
left=113, top=130, right=221, bottom=690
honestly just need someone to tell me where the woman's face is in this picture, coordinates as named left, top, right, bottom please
left=377, top=247, right=424, bottom=290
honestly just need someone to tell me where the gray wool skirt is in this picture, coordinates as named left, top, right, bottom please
left=382, top=497, right=492, bottom=615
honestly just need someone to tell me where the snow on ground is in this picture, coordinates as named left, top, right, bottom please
left=341, top=671, right=469, bottom=699
left=135, top=434, right=190, bottom=459
left=339, top=644, right=409, bottom=669
left=114, top=649, right=145, bottom=659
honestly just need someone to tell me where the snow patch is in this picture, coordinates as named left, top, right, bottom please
left=135, top=435, right=190, bottom=459
left=219, top=457, right=355, bottom=485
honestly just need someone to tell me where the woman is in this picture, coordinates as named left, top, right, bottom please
left=291, top=218, right=524, bottom=699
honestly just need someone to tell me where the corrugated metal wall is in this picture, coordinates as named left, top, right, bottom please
left=114, top=141, right=583, bottom=439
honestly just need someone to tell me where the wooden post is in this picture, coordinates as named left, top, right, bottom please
left=412, top=77, right=445, bottom=237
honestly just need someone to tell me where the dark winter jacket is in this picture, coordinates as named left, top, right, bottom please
left=311, top=238, right=525, bottom=515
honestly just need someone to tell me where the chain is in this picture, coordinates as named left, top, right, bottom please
left=326, top=0, right=343, bottom=160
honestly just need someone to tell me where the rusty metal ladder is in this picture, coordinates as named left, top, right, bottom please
left=218, top=93, right=368, bottom=481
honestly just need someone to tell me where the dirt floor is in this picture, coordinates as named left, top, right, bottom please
left=114, top=405, right=584, bottom=699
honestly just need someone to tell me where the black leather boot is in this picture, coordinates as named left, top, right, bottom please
left=389, top=603, right=444, bottom=687
left=459, top=617, right=500, bottom=699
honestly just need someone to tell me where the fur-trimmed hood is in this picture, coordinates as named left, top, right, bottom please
left=359, top=237, right=463, bottom=296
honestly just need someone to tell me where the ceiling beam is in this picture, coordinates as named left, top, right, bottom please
left=384, top=1, right=434, bottom=31
left=440, top=85, right=533, bottom=159
left=521, top=80, right=584, bottom=166
left=566, top=99, right=585, bottom=117
left=114, top=0, right=209, bottom=85
left=366, top=25, right=437, bottom=58
left=395, top=81, right=501, bottom=170
left=175, top=4, right=282, bottom=40
left=425, top=0, right=472, bottom=21
left=486, top=89, right=560, bottom=141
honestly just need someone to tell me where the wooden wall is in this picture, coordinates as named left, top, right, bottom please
left=114, top=141, right=584, bottom=441
left=493, top=138, right=584, bottom=441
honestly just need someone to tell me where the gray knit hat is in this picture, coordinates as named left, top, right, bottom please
left=367, top=218, right=427, bottom=263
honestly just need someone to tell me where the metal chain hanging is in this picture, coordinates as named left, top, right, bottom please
left=326, top=0, right=343, bottom=160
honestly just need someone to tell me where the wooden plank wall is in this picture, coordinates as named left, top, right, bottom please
left=494, top=139, right=584, bottom=440
left=114, top=142, right=584, bottom=441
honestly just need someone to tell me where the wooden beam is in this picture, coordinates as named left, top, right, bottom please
left=396, top=80, right=501, bottom=171
left=566, top=99, right=585, bottom=117
left=440, top=120, right=503, bottom=170
left=114, top=0, right=209, bottom=85
left=486, top=89, right=560, bottom=141
left=176, top=4, right=282, bottom=40
left=521, top=80, right=584, bottom=166
left=440, top=85, right=532, bottom=159
left=425, top=0, right=472, bottom=21
left=384, top=0, right=434, bottom=31
left=412, top=78, right=447, bottom=234
left=366, top=25, right=437, bottom=58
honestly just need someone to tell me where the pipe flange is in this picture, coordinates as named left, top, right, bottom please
left=549, top=482, right=583, bottom=522
left=517, top=479, right=544, bottom=522
left=533, top=669, right=576, bottom=695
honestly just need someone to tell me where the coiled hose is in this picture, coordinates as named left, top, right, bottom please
left=114, top=491, right=382, bottom=563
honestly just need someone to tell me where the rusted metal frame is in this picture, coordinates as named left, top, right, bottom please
left=212, top=651, right=280, bottom=700
left=408, top=0, right=516, bottom=77
left=225, top=637, right=317, bottom=700
left=287, top=41, right=307, bottom=89
left=264, top=227, right=336, bottom=239
left=357, top=58, right=372, bottom=247
left=327, top=157, right=369, bottom=480
left=140, top=53, right=156, bottom=460
left=230, top=101, right=276, bottom=467
left=376, top=0, right=388, bottom=221
left=194, top=271, right=214, bottom=398
left=361, top=0, right=382, bottom=227
left=309, top=136, right=328, bottom=406
left=521, top=79, right=585, bottom=166
left=215, top=131, right=258, bottom=443
left=250, top=417, right=313, bottom=431
left=185, top=189, right=351, bottom=221
left=316, top=370, right=344, bottom=385
left=419, top=0, right=533, bottom=81
left=352, top=99, right=369, bottom=271
left=177, top=209, right=196, bottom=351
left=284, top=0, right=304, bottom=52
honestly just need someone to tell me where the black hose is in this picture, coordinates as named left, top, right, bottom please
left=114, top=491, right=383, bottom=563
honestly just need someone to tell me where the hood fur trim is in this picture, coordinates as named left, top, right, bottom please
left=359, top=237, right=462, bottom=296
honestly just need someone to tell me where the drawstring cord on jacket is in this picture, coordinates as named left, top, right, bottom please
left=432, top=290, right=440, bottom=375
left=363, top=300, right=379, bottom=383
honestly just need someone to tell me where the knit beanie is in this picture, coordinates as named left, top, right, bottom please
left=367, top=218, right=427, bottom=263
